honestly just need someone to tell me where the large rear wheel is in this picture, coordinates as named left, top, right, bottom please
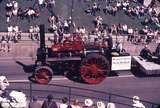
left=80, top=53, right=110, bottom=84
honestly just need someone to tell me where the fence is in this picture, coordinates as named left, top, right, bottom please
left=7, top=82, right=159, bottom=108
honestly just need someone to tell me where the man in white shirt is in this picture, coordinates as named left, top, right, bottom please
left=127, top=28, right=134, bottom=42
left=59, top=97, right=68, bottom=108
left=38, top=0, right=45, bottom=10
left=8, top=25, right=13, bottom=37
left=122, top=24, right=128, bottom=34
left=38, top=0, right=44, bottom=5
left=27, top=7, right=35, bottom=22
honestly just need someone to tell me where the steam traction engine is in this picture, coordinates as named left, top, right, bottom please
left=26, top=25, right=131, bottom=85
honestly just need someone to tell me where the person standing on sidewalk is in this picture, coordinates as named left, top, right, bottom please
left=41, top=94, right=58, bottom=108
left=29, top=96, right=41, bottom=108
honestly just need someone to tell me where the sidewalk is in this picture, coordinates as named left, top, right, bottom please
left=0, top=33, right=158, bottom=59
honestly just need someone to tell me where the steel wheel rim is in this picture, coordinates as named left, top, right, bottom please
left=80, top=54, right=109, bottom=84
left=34, top=68, right=52, bottom=84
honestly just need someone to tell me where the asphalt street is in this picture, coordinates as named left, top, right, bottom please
left=0, top=0, right=160, bottom=107
left=0, top=60, right=159, bottom=108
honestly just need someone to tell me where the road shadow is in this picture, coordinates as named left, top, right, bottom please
left=16, top=61, right=36, bottom=73
left=108, top=71, right=119, bottom=77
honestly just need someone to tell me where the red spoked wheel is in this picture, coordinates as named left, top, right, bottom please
left=80, top=53, right=110, bottom=84
left=29, top=66, right=53, bottom=85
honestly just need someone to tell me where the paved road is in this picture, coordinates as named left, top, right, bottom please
left=0, top=60, right=159, bottom=108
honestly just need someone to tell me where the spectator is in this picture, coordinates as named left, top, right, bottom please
left=127, top=27, right=134, bottom=42
left=72, top=99, right=81, bottom=108
left=34, top=25, right=40, bottom=40
left=103, top=4, right=112, bottom=15
left=12, top=8, right=18, bottom=16
left=47, top=0, right=55, bottom=15
left=29, top=96, right=41, bottom=108
left=94, top=16, right=103, bottom=28
left=13, top=25, right=19, bottom=33
left=107, top=102, right=116, bottom=108
left=112, top=6, right=118, bottom=16
left=133, top=28, right=139, bottom=44
left=83, top=98, right=93, bottom=108
left=122, top=24, right=128, bottom=34
left=132, top=96, right=145, bottom=108
left=107, top=33, right=113, bottom=51
left=97, top=101, right=105, bottom=108
left=29, top=26, right=34, bottom=40
left=48, top=0, right=55, bottom=7
left=0, top=76, right=9, bottom=91
left=6, top=11, right=12, bottom=23
left=41, top=94, right=58, bottom=108
left=6, top=0, right=13, bottom=22
left=37, top=0, right=46, bottom=10
left=6, top=0, right=13, bottom=12
left=17, top=7, right=24, bottom=19
left=91, top=2, right=100, bottom=16
left=64, top=20, right=70, bottom=34
left=111, top=24, right=117, bottom=34
left=12, top=0, right=18, bottom=16
left=7, top=38, right=12, bottom=52
left=1, top=36, right=7, bottom=52
left=59, top=97, right=68, bottom=108
left=12, top=0, right=18, bottom=9
left=26, top=7, right=36, bottom=22
left=7, top=25, right=13, bottom=37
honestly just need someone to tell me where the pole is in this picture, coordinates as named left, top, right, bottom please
left=108, top=93, right=111, bottom=102
left=29, top=82, right=33, bottom=102
left=69, top=87, right=71, bottom=105
left=70, top=0, right=74, bottom=33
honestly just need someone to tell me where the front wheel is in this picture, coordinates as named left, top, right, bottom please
left=80, top=53, right=110, bottom=84
left=29, top=66, right=53, bottom=84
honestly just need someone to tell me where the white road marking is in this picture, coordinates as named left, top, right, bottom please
left=118, top=75, right=134, bottom=78
left=108, top=75, right=134, bottom=79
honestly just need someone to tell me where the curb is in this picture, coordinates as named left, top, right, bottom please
left=0, top=57, right=35, bottom=60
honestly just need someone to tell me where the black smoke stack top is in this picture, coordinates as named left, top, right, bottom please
left=39, top=24, right=45, bottom=49
left=37, top=24, right=46, bottom=62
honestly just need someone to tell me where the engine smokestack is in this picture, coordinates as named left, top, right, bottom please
left=39, top=24, right=45, bottom=49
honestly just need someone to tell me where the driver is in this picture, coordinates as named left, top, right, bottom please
left=140, top=45, right=152, bottom=61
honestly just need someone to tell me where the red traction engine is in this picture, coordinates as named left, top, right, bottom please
left=29, top=25, right=110, bottom=85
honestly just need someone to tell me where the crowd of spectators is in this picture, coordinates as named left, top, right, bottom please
left=0, top=75, right=158, bottom=108
left=28, top=94, right=148, bottom=108
left=0, top=24, right=22, bottom=52
left=41, top=0, right=160, bottom=47
left=83, top=0, right=160, bottom=44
